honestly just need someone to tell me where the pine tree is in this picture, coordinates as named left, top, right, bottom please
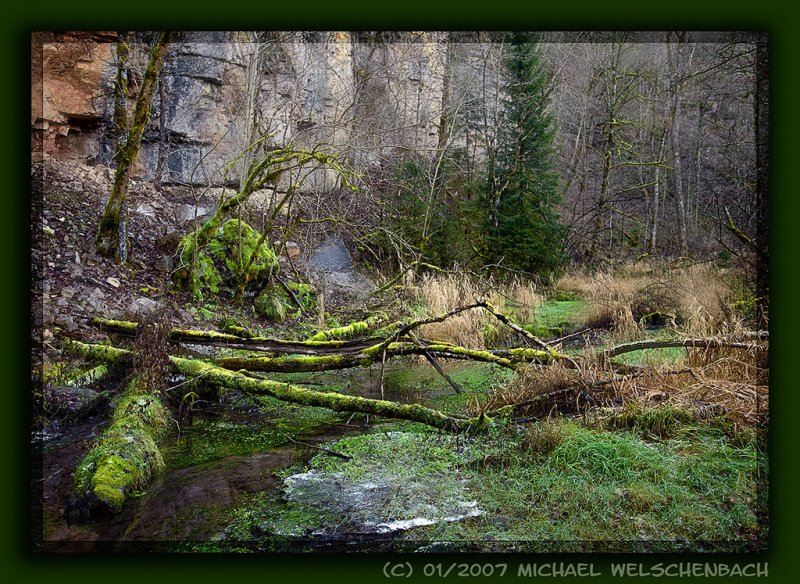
left=484, top=33, right=566, bottom=278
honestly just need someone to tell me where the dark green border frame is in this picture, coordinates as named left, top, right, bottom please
left=6, top=1, right=797, bottom=582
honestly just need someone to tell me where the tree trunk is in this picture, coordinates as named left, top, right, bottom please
left=672, top=114, right=688, bottom=257
left=754, top=39, right=769, bottom=316
left=601, top=334, right=767, bottom=361
left=96, top=32, right=172, bottom=262
left=64, top=339, right=498, bottom=434
left=153, top=76, right=168, bottom=192
left=667, top=35, right=693, bottom=258
left=648, top=128, right=667, bottom=254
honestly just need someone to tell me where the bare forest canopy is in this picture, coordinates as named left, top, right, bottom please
left=32, top=31, right=768, bottom=278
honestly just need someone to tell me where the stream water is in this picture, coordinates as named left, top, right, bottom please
left=36, top=368, right=421, bottom=552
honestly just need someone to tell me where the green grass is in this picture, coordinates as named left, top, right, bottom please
left=531, top=299, right=587, bottom=329
left=614, top=346, right=688, bottom=366
left=414, top=419, right=765, bottom=550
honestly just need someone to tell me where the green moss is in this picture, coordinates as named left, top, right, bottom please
left=90, top=454, right=137, bottom=511
left=90, top=316, right=139, bottom=334
left=287, top=282, right=317, bottom=313
left=311, top=321, right=365, bottom=341
left=42, top=360, right=108, bottom=387
left=308, top=316, right=380, bottom=341
left=254, top=285, right=289, bottom=321
left=71, top=388, right=169, bottom=514
left=175, top=219, right=278, bottom=300
left=215, top=219, right=277, bottom=279
left=163, top=404, right=341, bottom=469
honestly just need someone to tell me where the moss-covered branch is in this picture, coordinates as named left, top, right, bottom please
left=62, top=340, right=494, bottom=434
left=307, top=314, right=387, bottom=341
left=87, top=316, right=563, bottom=370
left=601, top=337, right=765, bottom=361
left=477, top=301, right=551, bottom=353
left=210, top=340, right=550, bottom=373
left=89, top=317, right=377, bottom=355
left=724, top=207, right=768, bottom=261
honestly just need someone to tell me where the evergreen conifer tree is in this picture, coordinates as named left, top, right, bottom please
left=484, top=32, right=566, bottom=278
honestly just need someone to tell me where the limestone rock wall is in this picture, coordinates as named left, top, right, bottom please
left=32, top=31, right=455, bottom=189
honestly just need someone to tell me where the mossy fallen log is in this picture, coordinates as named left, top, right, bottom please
left=88, top=317, right=561, bottom=367
left=67, top=378, right=169, bottom=522
left=176, top=357, right=492, bottom=433
left=210, top=341, right=551, bottom=373
left=64, top=340, right=496, bottom=434
left=307, top=314, right=387, bottom=341
left=64, top=364, right=110, bottom=388
left=89, top=317, right=378, bottom=355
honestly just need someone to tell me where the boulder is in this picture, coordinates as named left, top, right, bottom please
left=127, top=296, right=160, bottom=317
left=175, top=219, right=278, bottom=300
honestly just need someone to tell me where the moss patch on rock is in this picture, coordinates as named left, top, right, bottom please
left=175, top=219, right=278, bottom=300
left=287, top=282, right=317, bottom=313
left=255, top=285, right=290, bottom=321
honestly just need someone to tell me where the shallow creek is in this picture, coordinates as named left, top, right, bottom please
left=36, top=367, right=436, bottom=551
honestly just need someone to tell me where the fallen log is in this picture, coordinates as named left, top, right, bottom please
left=67, top=377, right=169, bottom=522
left=90, top=317, right=380, bottom=355
left=90, top=305, right=578, bottom=368
left=307, top=314, right=389, bottom=341
left=64, top=339, right=498, bottom=433
left=211, top=342, right=558, bottom=373
left=601, top=336, right=766, bottom=360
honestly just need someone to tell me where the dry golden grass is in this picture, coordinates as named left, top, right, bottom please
left=469, top=336, right=767, bottom=430
left=555, top=261, right=737, bottom=337
left=467, top=363, right=583, bottom=418
left=593, top=336, right=768, bottom=428
left=502, top=278, right=545, bottom=324
left=567, top=271, right=643, bottom=340
left=411, top=272, right=488, bottom=347
left=409, top=272, right=543, bottom=348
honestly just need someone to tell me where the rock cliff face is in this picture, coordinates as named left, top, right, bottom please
left=32, top=31, right=454, bottom=189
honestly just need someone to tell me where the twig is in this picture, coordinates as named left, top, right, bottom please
left=550, top=326, right=598, bottom=345
left=275, top=274, right=303, bottom=310
left=280, top=433, right=352, bottom=461
left=408, top=331, right=463, bottom=395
